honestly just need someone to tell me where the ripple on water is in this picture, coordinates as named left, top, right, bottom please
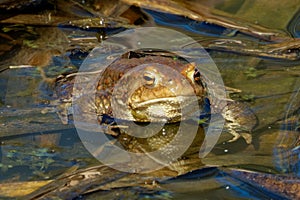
left=288, top=10, right=300, bottom=38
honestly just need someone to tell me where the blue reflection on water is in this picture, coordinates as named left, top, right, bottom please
left=145, top=9, right=227, bottom=37
left=288, top=11, right=300, bottom=38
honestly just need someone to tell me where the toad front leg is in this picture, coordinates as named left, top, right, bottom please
left=222, top=101, right=257, bottom=144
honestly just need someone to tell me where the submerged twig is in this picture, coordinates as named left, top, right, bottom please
left=183, top=38, right=300, bottom=60
left=122, top=0, right=289, bottom=41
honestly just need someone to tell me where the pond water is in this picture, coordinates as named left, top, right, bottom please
left=0, top=0, right=299, bottom=199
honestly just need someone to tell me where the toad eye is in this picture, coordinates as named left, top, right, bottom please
left=143, top=72, right=156, bottom=87
left=193, top=68, right=206, bottom=88
left=193, top=68, right=201, bottom=83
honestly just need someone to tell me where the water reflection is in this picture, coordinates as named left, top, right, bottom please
left=0, top=128, right=95, bottom=182
left=0, top=0, right=299, bottom=199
